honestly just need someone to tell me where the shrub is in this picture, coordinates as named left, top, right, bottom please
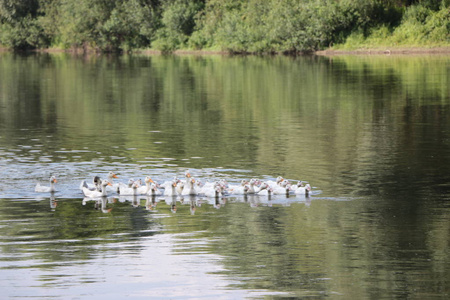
left=152, top=0, right=204, bottom=51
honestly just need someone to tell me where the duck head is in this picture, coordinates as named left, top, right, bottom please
left=276, top=176, right=284, bottom=184
left=144, top=176, right=154, bottom=184
left=108, top=171, right=118, bottom=179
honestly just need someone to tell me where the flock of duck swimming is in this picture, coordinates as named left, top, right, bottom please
left=35, top=170, right=312, bottom=198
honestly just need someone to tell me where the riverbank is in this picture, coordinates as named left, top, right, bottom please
left=2, top=46, right=450, bottom=56
left=315, top=47, right=450, bottom=56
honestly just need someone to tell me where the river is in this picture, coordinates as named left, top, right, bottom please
left=0, top=52, right=449, bottom=299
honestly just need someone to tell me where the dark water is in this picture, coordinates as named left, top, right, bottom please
left=0, top=53, right=450, bottom=299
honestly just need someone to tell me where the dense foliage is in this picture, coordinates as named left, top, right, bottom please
left=0, top=0, right=449, bottom=52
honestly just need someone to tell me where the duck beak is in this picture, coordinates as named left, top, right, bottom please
left=108, top=182, right=112, bottom=186
left=113, top=174, right=118, bottom=178
left=53, top=178, right=58, bottom=183
left=186, top=173, right=191, bottom=178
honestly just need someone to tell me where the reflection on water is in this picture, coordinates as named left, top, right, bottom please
left=0, top=53, right=450, bottom=299
left=2, top=193, right=449, bottom=299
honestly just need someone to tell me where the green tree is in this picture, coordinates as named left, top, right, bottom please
left=102, top=0, right=158, bottom=51
left=0, top=0, right=47, bottom=49
left=56, top=0, right=157, bottom=52
left=1, top=0, right=449, bottom=52
left=152, top=0, right=205, bottom=51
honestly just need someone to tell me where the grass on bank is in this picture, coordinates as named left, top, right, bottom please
left=333, top=4, right=450, bottom=51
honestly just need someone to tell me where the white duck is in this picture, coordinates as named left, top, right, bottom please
left=293, top=181, right=312, bottom=195
left=245, top=178, right=259, bottom=194
left=182, top=178, right=198, bottom=196
left=80, top=172, right=118, bottom=193
left=180, top=170, right=190, bottom=191
left=256, top=182, right=273, bottom=196
left=200, top=182, right=224, bottom=198
left=147, top=182, right=163, bottom=196
left=163, top=179, right=178, bottom=197
left=104, top=171, right=119, bottom=192
left=198, top=181, right=215, bottom=195
left=118, top=181, right=140, bottom=196
left=271, top=179, right=291, bottom=195
left=218, top=179, right=229, bottom=190
left=226, top=179, right=249, bottom=195
left=137, top=177, right=155, bottom=195
left=35, top=176, right=58, bottom=193
left=264, top=176, right=284, bottom=189
left=82, top=180, right=112, bottom=198
left=118, top=179, right=135, bottom=194
left=176, top=181, right=185, bottom=196
left=79, top=175, right=101, bottom=192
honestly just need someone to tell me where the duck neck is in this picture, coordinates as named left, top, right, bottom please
left=101, top=185, right=108, bottom=196
left=50, top=181, right=56, bottom=192
left=145, top=181, right=151, bottom=194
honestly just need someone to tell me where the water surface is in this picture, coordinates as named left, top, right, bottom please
left=0, top=53, right=450, bottom=299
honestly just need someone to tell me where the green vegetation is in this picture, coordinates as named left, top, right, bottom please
left=0, top=0, right=449, bottom=53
